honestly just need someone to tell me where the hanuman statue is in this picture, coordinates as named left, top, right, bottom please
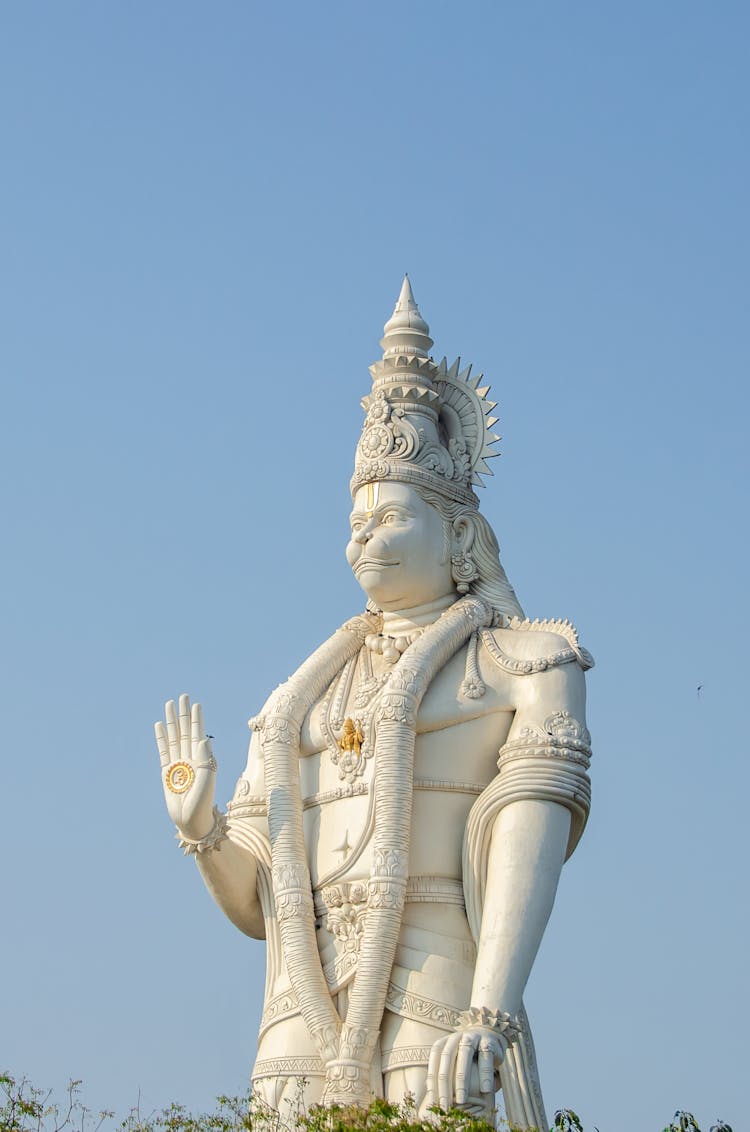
left=154, top=278, right=594, bottom=1129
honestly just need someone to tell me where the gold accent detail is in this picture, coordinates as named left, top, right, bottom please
left=165, top=761, right=195, bottom=794
left=364, top=480, right=379, bottom=517
left=338, top=718, right=364, bottom=758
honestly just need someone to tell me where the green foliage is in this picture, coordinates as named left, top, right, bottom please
left=0, top=1075, right=112, bottom=1132
left=551, top=1112, right=583, bottom=1132
left=661, top=1115, right=733, bottom=1132
left=0, top=1075, right=733, bottom=1132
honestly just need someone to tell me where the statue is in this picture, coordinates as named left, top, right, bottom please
left=154, top=278, right=594, bottom=1129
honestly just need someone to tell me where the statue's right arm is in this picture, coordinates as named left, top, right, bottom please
left=155, top=695, right=267, bottom=940
left=194, top=830, right=265, bottom=940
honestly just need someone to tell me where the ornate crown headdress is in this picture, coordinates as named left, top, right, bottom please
left=351, top=276, right=501, bottom=508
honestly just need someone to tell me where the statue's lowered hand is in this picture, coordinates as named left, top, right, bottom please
left=155, top=694, right=217, bottom=840
left=424, top=1024, right=506, bottom=1115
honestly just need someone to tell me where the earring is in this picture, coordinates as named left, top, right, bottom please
left=451, top=550, right=479, bottom=594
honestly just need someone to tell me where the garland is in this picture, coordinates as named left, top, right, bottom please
left=257, top=598, right=494, bottom=1104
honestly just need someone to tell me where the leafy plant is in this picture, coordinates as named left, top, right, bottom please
left=551, top=1112, right=583, bottom=1132
left=0, top=1074, right=734, bottom=1132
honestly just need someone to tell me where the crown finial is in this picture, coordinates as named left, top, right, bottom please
left=380, top=275, right=434, bottom=360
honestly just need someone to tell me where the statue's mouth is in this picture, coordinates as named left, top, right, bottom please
left=353, top=557, right=400, bottom=574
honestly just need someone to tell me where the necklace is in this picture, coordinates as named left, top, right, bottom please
left=364, top=628, right=423, bottom=664
left=320, top=628, right=427, bottom=783
left=320, top=648, right=392, bottom=783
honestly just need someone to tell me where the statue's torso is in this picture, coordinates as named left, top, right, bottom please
left=297, top=642, right=515, bottom=894
left=246, top=617, right=591, bottom=1105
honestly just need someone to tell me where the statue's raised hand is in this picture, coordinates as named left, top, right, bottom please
left=155, top=695, right=217, bottom=840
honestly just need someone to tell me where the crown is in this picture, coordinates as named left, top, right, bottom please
left=350, top=276, right=501, bottom=507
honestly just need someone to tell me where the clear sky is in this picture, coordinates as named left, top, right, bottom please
left=1, top=4, right=748, bottom=1131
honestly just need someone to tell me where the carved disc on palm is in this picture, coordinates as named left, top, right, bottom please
left=165, top=762, right=195, bottom=794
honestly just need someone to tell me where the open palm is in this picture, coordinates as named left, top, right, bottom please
left=155, top=694, right=217, bottom=839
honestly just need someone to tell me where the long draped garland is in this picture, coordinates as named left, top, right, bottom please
left=256, top=597, right=494, bottom=1103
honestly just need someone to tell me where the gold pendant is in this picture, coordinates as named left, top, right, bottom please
left=338, top=717, right=364, bottom=758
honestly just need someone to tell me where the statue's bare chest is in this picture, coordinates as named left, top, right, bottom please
left=296, top=645, right=514, bottom=887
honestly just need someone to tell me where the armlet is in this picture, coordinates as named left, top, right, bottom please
left=226, top=776, right=268, bottom=818
left=498, top=710, right=592, bottom=769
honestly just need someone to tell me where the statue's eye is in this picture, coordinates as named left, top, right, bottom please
left=350, top=520, right=364, bottom=534
left=382, top=512, right=397, bottom=524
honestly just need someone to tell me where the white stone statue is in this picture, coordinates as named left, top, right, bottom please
left=154, top=279, right=594, bottom=1129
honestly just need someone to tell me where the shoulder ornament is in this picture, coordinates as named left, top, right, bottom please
left=480, top=617, right=594, bottom=675
left=508, top=616, right=595, bottom=669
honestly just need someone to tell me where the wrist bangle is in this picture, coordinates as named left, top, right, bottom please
left=177, top=806, right=229, bottom=856
left=457, top=1006, right=520, bottom=1043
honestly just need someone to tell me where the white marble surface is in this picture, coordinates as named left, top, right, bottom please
left=155, top=282, right=593, bottom=1129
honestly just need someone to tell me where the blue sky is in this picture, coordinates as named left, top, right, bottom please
left=1, top=4, right=748, bottom=1130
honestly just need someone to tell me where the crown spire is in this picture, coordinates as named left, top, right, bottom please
left=380, top=274, right=434, bottom=360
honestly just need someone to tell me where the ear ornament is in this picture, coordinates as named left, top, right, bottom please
left=451, top=549, right=480, bottom=595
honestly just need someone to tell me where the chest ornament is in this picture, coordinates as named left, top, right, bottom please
left=321, top=647, right=399, bottom=783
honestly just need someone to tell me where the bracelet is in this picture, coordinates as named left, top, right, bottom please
left=457, top=1006, right=520, bottom=1043
left=177, top=806, right=229, bottom=856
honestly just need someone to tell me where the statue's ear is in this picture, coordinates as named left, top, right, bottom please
left=451, top=514, right=477, bottom=555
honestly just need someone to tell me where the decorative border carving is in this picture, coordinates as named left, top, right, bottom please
left=302, top=781, right=369, bottom=810
left=404, top=875, right=465, bottom=906
left=498, top=711, right=592, bottom=769
left=385, top=981, right=462, bottom=1031
left=252, top=1057, right=324, bottom=1080
left=381, top=1046, right=435, bottom=1073
left=481, top=629, right=578, bottom=675
left=506, top=616, right=595, bottom=670
left=413, top=778, right=483, bottom=796
left=227, top=779, right=267, bottom=818
left=259, top=989, right=298, bottom=1037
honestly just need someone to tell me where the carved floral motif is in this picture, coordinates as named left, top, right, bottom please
left=272, top=862, right=313, bottom=922
left=319, top=882, right=368, bottom=952
left=357, top=393, right=420, bottom=466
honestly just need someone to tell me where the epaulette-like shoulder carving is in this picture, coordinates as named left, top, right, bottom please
left=507, top=616, right=595, bottom=670
left=479, top=618, right=594, bottom=676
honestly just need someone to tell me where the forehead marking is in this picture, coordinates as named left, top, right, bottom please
left=365, top=481, right=379, bottom=516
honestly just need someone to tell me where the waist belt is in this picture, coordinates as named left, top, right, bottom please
left=314, top=875, right=464, bottom=919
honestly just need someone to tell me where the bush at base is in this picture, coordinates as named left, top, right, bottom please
left=0, top=1074, right=733, bottom=1132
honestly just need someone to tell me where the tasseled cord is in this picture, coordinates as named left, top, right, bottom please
left=460, top=631, right=486, bottom=699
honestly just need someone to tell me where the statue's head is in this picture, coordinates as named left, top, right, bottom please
left=349, top=279, right=523, bottom=621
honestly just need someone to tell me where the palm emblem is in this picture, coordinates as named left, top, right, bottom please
left=155, top=694, right=217, bottom=839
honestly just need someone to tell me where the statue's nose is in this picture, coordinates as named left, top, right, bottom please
left=354, top=525, right=373, bottom=545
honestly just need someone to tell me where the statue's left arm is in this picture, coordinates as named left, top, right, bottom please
left=469, top=657, right=589, bottom=1016
left=427, top=632, right=592, bottom=1110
